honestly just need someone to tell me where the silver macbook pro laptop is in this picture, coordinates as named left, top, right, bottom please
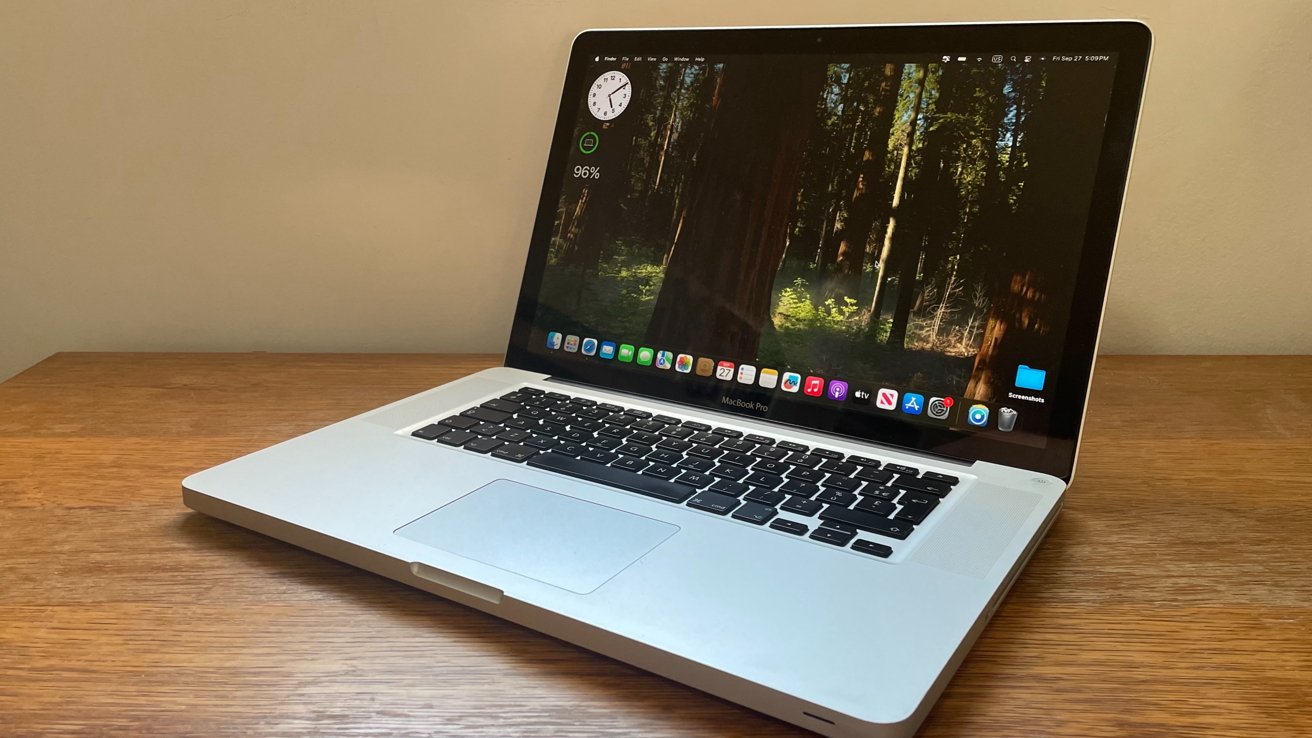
left=185, top=21, right=1151, bottom=736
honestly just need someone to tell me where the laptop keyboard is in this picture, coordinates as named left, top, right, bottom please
left=409, top=386, right=962, bottom=559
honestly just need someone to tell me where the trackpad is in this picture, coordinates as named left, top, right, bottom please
left=396, top=479, right=679, bottom=594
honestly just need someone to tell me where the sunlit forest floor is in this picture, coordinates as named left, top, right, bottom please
left=538, top=242, right=978, bottom=393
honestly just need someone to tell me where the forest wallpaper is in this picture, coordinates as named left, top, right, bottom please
left=537, top=56, right=1115, bottom=402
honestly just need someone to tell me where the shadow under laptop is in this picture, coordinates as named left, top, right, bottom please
left=176, top=511, right=801, bottom=736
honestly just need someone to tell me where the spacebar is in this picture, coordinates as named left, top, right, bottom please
left=527, top=452, right=695, bottom=503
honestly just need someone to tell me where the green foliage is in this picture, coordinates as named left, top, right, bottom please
left=774, top=277, right=861, bottom=332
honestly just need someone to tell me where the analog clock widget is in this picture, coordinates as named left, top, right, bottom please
left=588, top=71, right=631, bottom=121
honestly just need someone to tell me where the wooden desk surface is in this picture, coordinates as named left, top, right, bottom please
left=1, top=353, right=1309, bottom=737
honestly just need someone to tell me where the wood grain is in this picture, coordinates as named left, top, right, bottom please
left=1, top=352, right=1309, bottom=737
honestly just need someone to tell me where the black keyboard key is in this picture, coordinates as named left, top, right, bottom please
left=656, top=438, right=693, bottom=453
left=852, top=539, right=894, bottom=558
left=554, top=441, right=587, bottom=456
left=785, top=453, right=823, bottom=468
left=462, top=406, right=512, bottom=424
left=681, top=420, right=712, bottom=432
left=560, top=429, right=594, bottom=444
left=884, top=463, right=920, bottom=476
left=895, top=492, right=940, bottom=523
left=709, top=479, right=751, bottom=497
left=544, top=391, right=571, bottom=401
left=781, top=496, right=823, bottom=517
left=539, top=420, right=567, bottom=437
left=647, top=448, right=683, bottom=465
left=817, top=489, right=857, bottom=506
left=631, top=420, right=666, bottom=434
left=744, top=433, right=775, bottom=445
left=643, top=463, right=679, bottom=480
left=653, top=414, right=681, bottom=424
left=752, top=458, right=791, bottom=475
left=751, top=445, right=790, bottom=461
left=687, top=490, right=741, bottom=515
left=677, top=457, right=714, bottom=474
left=598, top=425, right=634, bottom=440
left=522, top=434, right=558, bottom=450
left=555, top=403, right=583, bottom=416
left=659, top=425, right=696, bottom=439
left=598, top=402, right=623, bottom=413
left=573, top=419, right=605, bottom=433
left=923, top=471, right=961, bottom=486
left=616, top=442, right=652, bottom=457
left=855, top=467, right=895, bottom=485
left=709, top=463, right=750, bottom=481
left=731, top=501, right=777, bottom=525
left=743, top=471, right=784, bottom=489
left=481, top=398, right=522, bottom=414
left=505, top=416, right=541, bottom=431
left=776, top=441, right=809, bottom=453
left=744, top=487, right=786, bottom=506
left=490, top=443, right=536, bottom=462
left=674, top=471, right=715, bottom=488
left=893, top=475, right=952, bottom=496
left=818, top=460, right=858, bottom=476
left=811, top=448, right=845, bottom=460
left=687, top=444, right=725, bottom=460
left=470, top=422, right=504, bottom=437
left=779, top=479, right=820, bottom=498
left=518, top=386, right=544, bottom=396
left=688, top=432, right=724, bottom=446
left=528, top=454, right=701, bottom=504
left=612, top=456, right=651, bottom=473
left=496, top=428, right=532, bottom=443
left=819, top=506, right=914, bottom=540
left=810, top=526, right=857, bottom=546
left=720, top=438, right=757, bottom=454
left=580, top=449, right=619, bottom=464
left=623, top=409, right=653, bottom=419
left=711, top=427, right=743, bottom=439
left=769, top=518, right=809, bottom=535
left=859, top=485, right=899, bottom=501
left=572, top=397, right=597, bottom=407
left=524, top=395, right=555, bottom=408
left=411, top=424, right=447, bottom=441
left=604, top=414, right=636, bottom=427
left=440, top=415, right=480, bottom=430
left=576, top=406, right=610, bottom=420
left=847, top=455, right=882, bottom=468
left=545, top=412, right=572, bottom=425
left=518, top=406, right=548, bottom=419
left=787, top=467, right=826, bottom=484
left=823, top=475, right=862, bottom=493
left=591, top=437, right=623, bottom=451
left=436, top=429, right=477, bottom=446
left=855, top=497, right=897, bottom=516
left=627, top=430, right=661, bottom=446
left=719, top=451, right=755, bottom=467
left=464, top=436, right=505, bottom=454
left=500, top=391, right=528, bottom=403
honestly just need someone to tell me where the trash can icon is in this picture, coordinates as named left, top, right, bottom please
left=998, top=407, right=1018, bottom=432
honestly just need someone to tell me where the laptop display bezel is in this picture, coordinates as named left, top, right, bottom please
left=503, top=22, right=1152, bottom=481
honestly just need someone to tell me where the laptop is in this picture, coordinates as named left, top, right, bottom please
left=184, top=21, right=1151, bottom=736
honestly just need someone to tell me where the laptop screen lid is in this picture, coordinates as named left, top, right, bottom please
left=503, top=22, right=1151, bottom=480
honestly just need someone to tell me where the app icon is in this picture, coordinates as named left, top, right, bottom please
left=675, top=353, right=693, bottom=373
left=901, top=392, right=924, bottom=415
left=780, top=372, right=801, bottom=393
left=636, top=347, right=654, bottom=366
left=581, top=338, right=598, bottom=356
left=617, top=344, right=635, bottom=362
left=876, top=388, right=898, bottom=410
left=695, top=357, right=714, bottom=376
left=803, top=376, right=825, bottom=397
left=967, top=404, right=990, bottom=427
left=715, top=361, right=735, bottom=380
left=827, top=380, right=849, bottom=401
left=758, top=368, right=779, bottom=389
left=737, top=364, right=757, bottom=384
left=852, top=389, right=871, bottom=405
left=599, top=341, right=616, bottom=360
left=998, top=407, right=1018, bottom=432
left=926, top=396, right=954, bottom=420
left=578, top=130, right=600, bottom=155
left=1015, top=364, right=1047, bottom=391
left=546, top=332, right=562, bottom=350
left=655, top=350, right=674, bottom=370
left=564, top=335, right=580, bottom=353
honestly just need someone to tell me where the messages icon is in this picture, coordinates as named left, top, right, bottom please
left=1015, top=364, right=1047, bottom=391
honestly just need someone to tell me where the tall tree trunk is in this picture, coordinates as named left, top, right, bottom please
left=663, top=67, right=723, bottom=266
left=828, top=63, right=901, bottom=300
left=645, top=58, right=826, bottom=356
left=964, top=63, right=1114, bottom=401
left=886, top=235, right=925, bottom=347
left=867, top=65, right=928, bottom=336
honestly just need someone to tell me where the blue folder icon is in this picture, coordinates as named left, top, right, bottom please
left=1015, top=365, right=1047, bottom=391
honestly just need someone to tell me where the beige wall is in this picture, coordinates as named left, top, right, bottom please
left=2, top=0, right=1310, bottom=382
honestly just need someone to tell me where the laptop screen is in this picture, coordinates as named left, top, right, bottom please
left=507, top=26, right=1149, bottom=478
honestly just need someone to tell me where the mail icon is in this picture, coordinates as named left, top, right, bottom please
left=1015, top=364, right=1047, bottom=391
